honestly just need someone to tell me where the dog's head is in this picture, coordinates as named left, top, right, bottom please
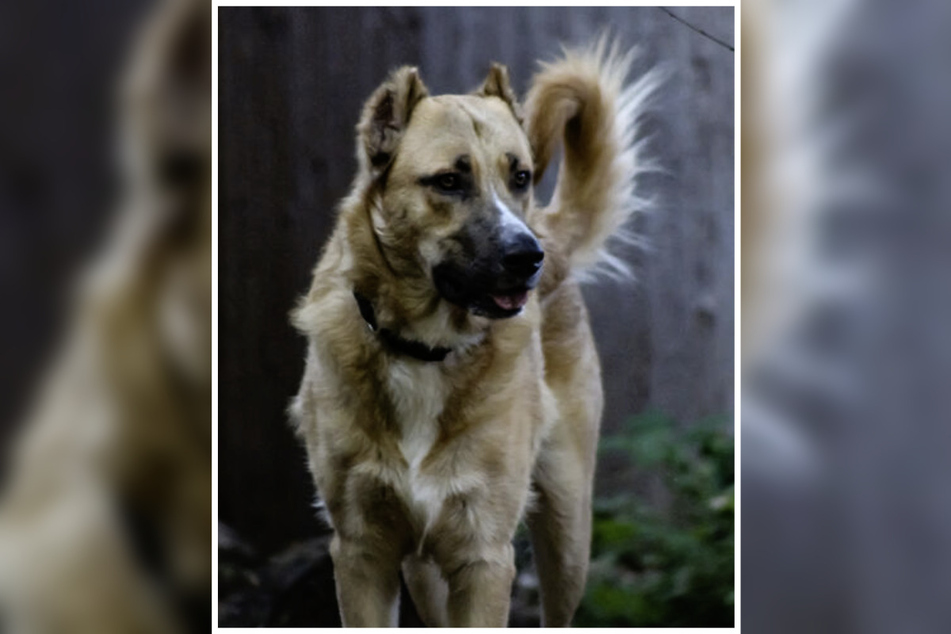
left=355, top=65, right=543, bottom=319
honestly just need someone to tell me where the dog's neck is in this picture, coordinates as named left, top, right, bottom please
left=343, top=192, right=490, bottom=355
left=352, top=291, right=453, bottom=362
left=348, top=278, right=489, bottom=357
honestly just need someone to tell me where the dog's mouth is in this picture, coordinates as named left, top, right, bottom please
left=433, top=263, right=538, bottom=319
left=471, top=287, right=532, bottom=319
left=490, top=290, right=529, bottom=312
left=465, top=284, right=532, bottom=319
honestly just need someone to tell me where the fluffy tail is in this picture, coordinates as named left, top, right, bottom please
left=525, top=37, right=661, bottom=280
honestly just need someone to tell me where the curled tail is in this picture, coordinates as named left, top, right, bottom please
left=526, top=37, right=661, bottom=280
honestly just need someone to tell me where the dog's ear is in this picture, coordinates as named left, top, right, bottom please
left=476, top=63, right=523, bottom=125
left=357, top=66, right=429, bottom=176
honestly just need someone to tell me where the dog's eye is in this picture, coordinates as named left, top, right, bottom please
left=418, top=171, right=469, bottom=196
left=437, top=173, right=461, bottom=191
left=512, top=170, right=531, bottom=190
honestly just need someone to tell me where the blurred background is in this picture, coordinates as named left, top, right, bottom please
left=743, top=0, right=951, bottom=633
left=0, top=0, right=154, bottom=463
left=218, top=6, right=734, bottom=628
left=5, top=0, right=951, bottom=630
left=0, top=0, right=209, bottom=632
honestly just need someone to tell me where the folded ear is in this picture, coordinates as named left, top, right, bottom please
left=357, top=66, right=429, bottom=176
left=476, top=63, right=523, bottom=125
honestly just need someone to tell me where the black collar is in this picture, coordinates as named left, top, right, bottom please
left=353, top=291, right=452, bottom=363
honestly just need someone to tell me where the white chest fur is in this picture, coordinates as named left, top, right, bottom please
left=383, top=360, right=450, bottom=529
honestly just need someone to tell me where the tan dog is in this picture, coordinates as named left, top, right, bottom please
left=290, top=40, right=658, bottom=627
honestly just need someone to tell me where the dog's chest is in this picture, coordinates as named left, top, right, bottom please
left=383, top=360, right=450, bottom=528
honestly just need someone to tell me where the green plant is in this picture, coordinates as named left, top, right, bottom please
left=575, top=411, right=734, bottom=627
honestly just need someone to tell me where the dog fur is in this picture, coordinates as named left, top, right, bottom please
left=290, top=39, right=657, bottom=627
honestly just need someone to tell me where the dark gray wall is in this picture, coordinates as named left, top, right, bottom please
left=0, top=0, right=153, bottom=462
left=219, top=6, right=734, bottom=552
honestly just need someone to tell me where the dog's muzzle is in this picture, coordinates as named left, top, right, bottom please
left=434, top=229, right=544, bottom=319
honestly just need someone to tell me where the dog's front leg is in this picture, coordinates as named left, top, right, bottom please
left=329, top=534, right=401, bottom=627
left=444, top=544, right=516, bottom=627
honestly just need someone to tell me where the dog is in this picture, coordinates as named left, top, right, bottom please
left=290, top=39, right=658, bottom=627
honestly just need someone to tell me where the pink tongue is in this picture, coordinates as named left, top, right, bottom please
left=491, top=291, right=528, bottom=311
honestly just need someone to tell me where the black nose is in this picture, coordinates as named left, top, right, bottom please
left=502, top=233, right=544, bottom=279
